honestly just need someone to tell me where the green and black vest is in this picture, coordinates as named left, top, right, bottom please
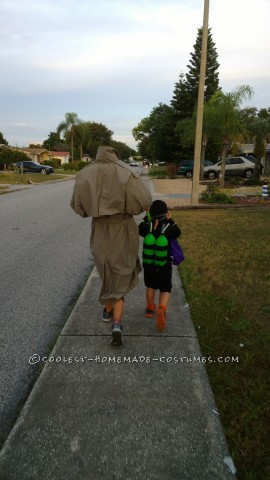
left=142, top=223, right=170, bottom=267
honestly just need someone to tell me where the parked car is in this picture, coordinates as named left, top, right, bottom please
left=177, top=159, right=213, bottom=178
left=129, top=161, right=139, bottom=167
left=14, top=161, right=54, bottom=175
left=203, top=156, right=256, bottom=180
left=242, top=155, right=264, bottom=174
left=157, top=161, right=166, bottom=166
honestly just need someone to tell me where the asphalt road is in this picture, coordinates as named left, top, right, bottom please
left=0, top=179, right=93, bottom=444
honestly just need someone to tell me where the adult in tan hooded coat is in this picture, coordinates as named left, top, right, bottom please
left=70, top=146, right=152, bottom=345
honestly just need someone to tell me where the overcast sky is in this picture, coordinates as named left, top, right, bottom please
left=1, top=0, right=270, bottom=150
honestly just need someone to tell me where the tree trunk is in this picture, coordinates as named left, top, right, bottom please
left=71, top=133, right=74, bottom=163
left=80, top=143, right=83, bottom=162
left=219, top=143, right=228, bottom=188
left=253, top=138, right=265, bottom=179
left=254, top=157, right=262, bottom=179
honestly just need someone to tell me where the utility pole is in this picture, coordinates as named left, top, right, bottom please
left=191, top=0, right=210, bottom=206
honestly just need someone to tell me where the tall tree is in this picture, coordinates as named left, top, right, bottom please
left=42, top=131, right=63, bottom=151
left=73, top=123, right=90, bottom=161
left=132, top=103, right=177, bottom=162
left=82, top=122, right=113, bottom=158
left=0, top=148, right=28, bottom=170
left=110, top=140, right=136, bottom=159
left=171, top=27, right=220, bottom=119
left=170, top=72, right=193, bottom=120
left=258, top=107, right=270, bottom=119
left=0, top=132, right=9, bottom=146
left=57, top=112, right=81, bottom=162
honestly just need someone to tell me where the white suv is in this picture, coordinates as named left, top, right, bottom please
left=204, top=156, right=255, bottom=180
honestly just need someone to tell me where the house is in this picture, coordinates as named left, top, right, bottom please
left=44, top=151, right=70, bottom=165
left=239, top=143, right=270, bottom=175
left=14, top=148, right=71, bottom=165
left=17, top=147, right=48, bottom=163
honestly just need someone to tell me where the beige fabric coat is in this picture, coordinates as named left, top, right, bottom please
left=70, top=146, right=152, bottom=304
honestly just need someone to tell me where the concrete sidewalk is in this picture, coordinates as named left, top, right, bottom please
left=0, top=175, right=237, bottom=479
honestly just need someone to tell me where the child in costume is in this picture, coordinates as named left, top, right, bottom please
left=138, top=200, right=181, bottom=331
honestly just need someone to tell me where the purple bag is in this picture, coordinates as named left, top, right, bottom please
left=170, top=239, right=185, bottom=265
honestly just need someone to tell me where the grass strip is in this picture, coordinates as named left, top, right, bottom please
left=173, top=208, right=270, bottom=480
left=0, top=172, right=69, bottom=184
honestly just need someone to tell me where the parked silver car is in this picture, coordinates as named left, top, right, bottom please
left=204, top=156, right=255, bottom=180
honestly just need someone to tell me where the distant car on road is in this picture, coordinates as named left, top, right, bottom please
left=204, top=156, right=256, bottom=180
left=14, top=161, right=54, bottom=175
left=157, top=161, right=166, bottom=166
left=177, top=159, right=213, bottom=178
left=129, top=161, right=139, bottom=167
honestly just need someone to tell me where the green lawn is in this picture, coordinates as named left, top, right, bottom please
left=173, top=208, right=270, bottom=480
left=0, top=171, right=70, bottom=185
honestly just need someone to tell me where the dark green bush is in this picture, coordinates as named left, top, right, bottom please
left=77, top=161, right=91, bottom=170
left=244, top=178, right=263, bottom=186
left=62, top=163, right=79, bottom=171
left=148, top=168, right=166, bottom=178
left=43, top=158, right=61, bottom=169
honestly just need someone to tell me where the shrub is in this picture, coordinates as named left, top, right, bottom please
left=62, top=163, right=79, bottom=171
left=244, top=177, right=263, bottom=186
left=148, top=169, right=166, bottom=178
left=43, top=158, right=61, bottom=169
left=200, top=185, right=234, bottom=204
left=229, top=177, right=243, bottom=185
left=77, top=161, right=91, bottom=170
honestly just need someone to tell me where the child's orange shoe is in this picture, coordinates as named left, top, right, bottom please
left=145, top=304, right=155, bottom=318
left=156, top=305, right=166, bottom=331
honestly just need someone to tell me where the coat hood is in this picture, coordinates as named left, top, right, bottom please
left=95, top=146, right=121, bottom=163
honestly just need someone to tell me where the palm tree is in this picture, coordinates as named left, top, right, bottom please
left=57, top=112, right=81, bottom=162
left=73, top=122, right=90, bottom=161
left=249, top=117, right=270, bottom=179
left=203, top=85, right=253, bottom=187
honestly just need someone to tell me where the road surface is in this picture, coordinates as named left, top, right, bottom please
left=0, top=179, right=93, bottom=445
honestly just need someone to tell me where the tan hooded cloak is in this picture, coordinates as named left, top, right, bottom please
left=70, top=146, right=152, bottom=304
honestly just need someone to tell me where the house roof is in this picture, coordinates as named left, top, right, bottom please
left=19, top=147, right=48, bottom=154
left=48, top=151, right=70, bottom=156
left=239, top=143, right=270, bottom=153
left=239, top=144, right=254, bottom=153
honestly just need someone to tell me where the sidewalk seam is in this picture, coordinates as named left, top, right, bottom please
left=60, top=333, right=198, bottom=338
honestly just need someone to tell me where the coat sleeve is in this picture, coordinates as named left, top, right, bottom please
left=125, top=175, right=152, bottom=215
left=165, top=219, right=181, bottom=239
left=70, top=183, right=88, bottom=218
left=138, top=219, right=151, bottom=237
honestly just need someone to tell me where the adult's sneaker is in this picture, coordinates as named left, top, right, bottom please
left=102, top=308, right=113, bottom=322
left=111, top=322, right=123, bottom=346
